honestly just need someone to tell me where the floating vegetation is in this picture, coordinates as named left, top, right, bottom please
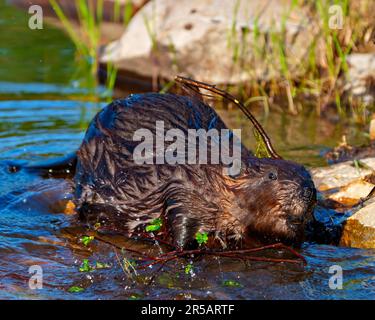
left=80, top=235, right=94, bottom=246
left=95, top=261, right=112, bottom=269
left=68, top=286, right=85, bottom=293
left=222, top=279, right=243, bottom=288
left=195, top=232, right=208, bottom=246
left=145, top=218, right=162, bottom=232
left=79, top=259, right=94, bottom=272
left=184, top=262, right=194, bottom=276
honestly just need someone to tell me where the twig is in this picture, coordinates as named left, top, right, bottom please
left=146, top=259, right=170, bottom=286
left=228, top=242, right=307, bottom=265
left=96, top=233, right=306, bottom=272
left=137, top=241, right=306, bottom=269
left=175, top=76, right=282, bottom=159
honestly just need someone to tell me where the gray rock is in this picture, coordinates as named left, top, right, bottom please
left=311, top=157, right=375, bottom=191
left=100, top=0, right=322, bottom=84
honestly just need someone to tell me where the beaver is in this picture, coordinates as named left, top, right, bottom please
left=10, top=92, right=316, bottom=249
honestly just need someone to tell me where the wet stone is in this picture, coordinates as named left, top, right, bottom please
left=311, top=157, right=375, bottom=248
left=340, top=200, right=375, bottom=249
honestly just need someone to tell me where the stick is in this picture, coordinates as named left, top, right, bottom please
left=175, top=76, right=282, bottom=159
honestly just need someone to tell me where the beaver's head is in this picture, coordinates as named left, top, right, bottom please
left=233, top=158, right=316, bottom=246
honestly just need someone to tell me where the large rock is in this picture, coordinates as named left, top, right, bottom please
left=100, top=0, right=322, bottom=84
left=311, top=157, right=375, bottom=248
left=340, top=200, right=375, bottom=248
left=311, top=157, right=375, bottom=191
left=328, top=180, right=374, bottom=206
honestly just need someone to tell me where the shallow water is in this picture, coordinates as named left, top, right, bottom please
left=0, top=1, right=375, bottom=300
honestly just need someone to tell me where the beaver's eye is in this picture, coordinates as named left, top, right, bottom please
left=268, top=172, right=277, bottom=180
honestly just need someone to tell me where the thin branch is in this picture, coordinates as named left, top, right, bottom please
left=96, top=233, right=306, bottom=273
left=175, top=76, right=282, bottom=159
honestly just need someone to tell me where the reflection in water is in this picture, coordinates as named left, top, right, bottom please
left=0, top=0, right=374, bottom=300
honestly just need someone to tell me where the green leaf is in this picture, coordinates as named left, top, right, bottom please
left=68, top=286, right=84, bottom=293
left=185, top=263, right=193, bottom=275
left=253, top=128, right=271, bottom=158
left=195, top=232, right=208, bottom=245
left=145, top=218, right=162, bottom=232
left=79, top=259, right=93, bottom=272
left=95, top=262, right=111, bottom=269
left=145, top=224, right=160, bottom=232
left=123, top=258, right=137, bottom=268
left=222, top=279, right=243, bottom=288
left=80, top=235, right=94, bottom=246
left=123, top=0, right=133, bottom=27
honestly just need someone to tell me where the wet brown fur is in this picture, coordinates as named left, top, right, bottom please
left=74, top=93, right=316, bottom=249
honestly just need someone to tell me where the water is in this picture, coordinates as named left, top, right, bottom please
left=1, top=1, right=375, bottom=300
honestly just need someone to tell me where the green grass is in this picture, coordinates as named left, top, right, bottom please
left=50, top=0, right=374, bottom=122
left=49, top=0, right=127, bottom=100
left=218, top=0, right=374, bottom=120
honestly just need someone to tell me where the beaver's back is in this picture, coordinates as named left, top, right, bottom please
left=74, top=93, right=251, bottom=214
